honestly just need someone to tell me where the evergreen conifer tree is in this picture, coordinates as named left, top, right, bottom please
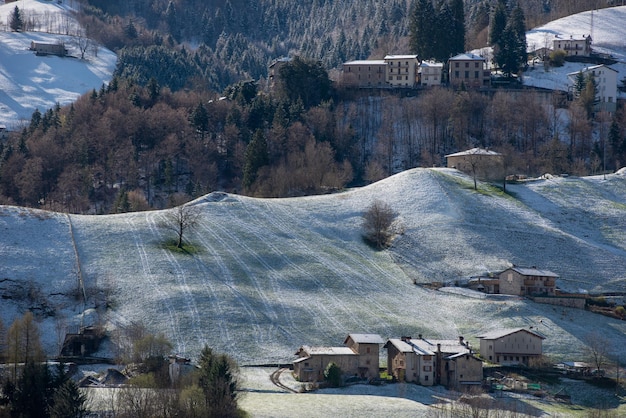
left=9, top=6, right=23, bottom=32
left=243, top=129, right=268, bottom=189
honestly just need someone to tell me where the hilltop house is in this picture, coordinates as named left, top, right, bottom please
left=553, top=35, right=592, bottom=57
left=498, top=266, right=558, bottom=296
left=30, top=41, right=67, bottom=57
left=567, top=64, right=618, bottom=113
left=477, top=328, right=545, bottom=366
left=384, top=335, right=483, bottom=389
left=448, top=53, right=491, bottom=89
left=445, top=147, right=504, bottom=182
left=293, top=334, right=384, bottom=382
left=342, top=55, right=419, bottom=88
left=268, top=57, right=292, bottom=90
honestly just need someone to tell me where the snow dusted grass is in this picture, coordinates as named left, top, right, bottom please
left=2, top=169, right=626, bottom=370
left=0, top=0, right=116, bottom=127
left=237, top=367, right=626, bottom=417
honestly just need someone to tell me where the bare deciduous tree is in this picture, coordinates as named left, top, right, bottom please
left=584, top=331, right=613, bottom=375
left=160, top=198, right=202, bottom=249
left=362, top=200, right=398, bottom=250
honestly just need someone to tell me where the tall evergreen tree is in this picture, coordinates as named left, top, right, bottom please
left=508, top=5, right=527, bottom=71
left=409, top=0, right=436, bottom=60
left=450, top=0, right=466, bottom=56
left=490, top=0, right=508, bottom=46
left=197, top=345, right=240, bottom=418
left=243, top=129, right=269, bottom=189
left=9, top=6, right=23, bottom=32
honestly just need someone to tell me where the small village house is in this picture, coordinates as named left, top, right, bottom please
left=419, top=61, right=444, bottom=87
left=498, top=266, right=558, bottom=297
left=477, top=328, right=545, bottom=366
left=293, top=334, right=384, bottom=382
left=385, top=55, right=419, bottom=88
left=553, top=35, right=592, bottom=57
left=448, top=53, right=491, bottom=89
left=567, top=64, right=618, bottom=113
left=445, top=147, right=504, bottom=183
left=342, top=59, right=387, bottom=88
left=385, top=335, right=483, bottom=389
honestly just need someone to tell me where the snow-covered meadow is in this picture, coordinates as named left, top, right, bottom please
left=0, top=0, right=116, bottom=128
left=2, top=168, right=626, bottom=368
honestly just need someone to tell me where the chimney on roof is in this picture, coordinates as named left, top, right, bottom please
left=418, top=334, right=422, bottom=339
left=459, top=336, right=465, bottom=346
left=401, top=336, right=412, bottom=342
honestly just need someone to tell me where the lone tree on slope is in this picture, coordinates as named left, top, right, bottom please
left=160, top=197, right=201, bottom=249
left=362, top=199, right=398, bottom=250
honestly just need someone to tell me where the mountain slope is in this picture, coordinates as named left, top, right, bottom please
left=2, top=168, right=626, bottom=363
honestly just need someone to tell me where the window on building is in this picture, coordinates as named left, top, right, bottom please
left=455, top=62, right=459, bottom=68
left=455, top=71, right=459, bottom=78
left=465, top=71, right=469, bottom=78
left=465, top=62, right=469, bottom=68
left=366, top=347, right=371, bottom=354
left=474, top=71, right=479, bottom=79
left=425, top=375, right=429, bottom=381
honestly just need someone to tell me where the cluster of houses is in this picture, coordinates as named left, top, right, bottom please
left=293, top=329, right=546, bottom=390
left=341, top=53, right=489, bottom=90
left=339, top=34, right=619, bottom=113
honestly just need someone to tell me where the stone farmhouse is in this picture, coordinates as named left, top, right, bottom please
left=499, top=266, right=558, bottom=297
left=477, top=328, right=545, bottom=366
left=293, top=334, right=383, bottom=382
left=553, top=35, right=592, bottom=58
left=567, top=64, right=618, bottom=113
left=384, top=335, right=483, bottom=389
left=448, top=53, right=491, bottom=89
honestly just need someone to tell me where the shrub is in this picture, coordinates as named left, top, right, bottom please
left=323, top=362, right=342, bottom=388
left=549, top=50, right=566, bottom=67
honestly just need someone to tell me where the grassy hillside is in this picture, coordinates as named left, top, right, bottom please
left=1, top=168, right=626, bottom=364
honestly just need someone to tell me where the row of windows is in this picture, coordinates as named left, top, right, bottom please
left=454, top=62, right=481, bottom=68
left=453, top=71, right=481, bottom=79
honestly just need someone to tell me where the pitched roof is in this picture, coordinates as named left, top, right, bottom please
left=420, top=61, right=444, bottom=68
left=477, top=328, right=545, bottom=341
left=345, top=334, right=384, bottom=345
left=567, top=64, right=618, bottom=77
left=449, top=53, right=485, bottom=61
left=384, top=338, right=414, bottom=353
left=344, top=60, right=386, bottom=65
left=504, top=266, right=559, bottom=278
left=445, top=148, right=501, bottom=158
left=297, top=345, right=357, bottom=356
left=384, top=54, right=418, bottom=60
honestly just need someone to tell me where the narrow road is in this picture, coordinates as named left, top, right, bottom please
left=270, top=368, right=298, bottom=393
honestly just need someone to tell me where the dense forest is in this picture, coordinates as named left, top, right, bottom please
left=0, top=0, right=624, bottom=214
